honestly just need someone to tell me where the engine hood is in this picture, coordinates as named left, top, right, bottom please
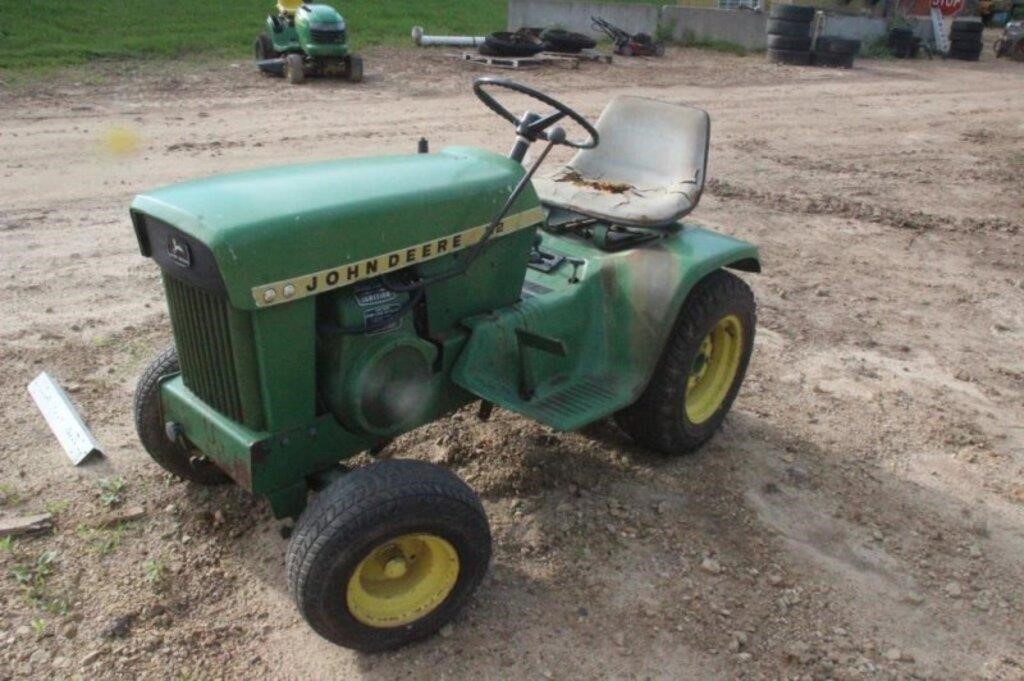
left=298, top=3, right=344, bottom=25
left=130, top=147, right=542, bottom=310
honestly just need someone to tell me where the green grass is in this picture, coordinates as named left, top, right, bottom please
left=0, top=0, right=507, bottom=73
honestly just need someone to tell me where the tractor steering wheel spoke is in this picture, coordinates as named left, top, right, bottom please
left=527, top=110, right=568, bottom=139
left=473, top=77, right=599, bottom=151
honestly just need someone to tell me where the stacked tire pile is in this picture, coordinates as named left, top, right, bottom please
left=767, top=4, right=816, bottom=65
left=948, top=18, right=984, bottom=61
left=478, top=28, right=595, bottom=57
left=888, top=27, right=922, bottom=59
left=812, top=36, right=860, bottom=68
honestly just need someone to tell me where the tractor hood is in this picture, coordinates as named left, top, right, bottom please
left=298, top=3, right=344, bottom=25
left=130, top=147, right=542, bottom=311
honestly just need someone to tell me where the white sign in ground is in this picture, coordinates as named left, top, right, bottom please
left=27, top=372, right=103, bottom=465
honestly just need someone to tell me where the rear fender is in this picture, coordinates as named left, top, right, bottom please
left=622, top=227, right=760, bottom=400
left=452, top=226, right=759, bottom=429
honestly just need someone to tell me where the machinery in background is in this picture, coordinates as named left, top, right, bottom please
left=255, top=0, right=363, bottom=84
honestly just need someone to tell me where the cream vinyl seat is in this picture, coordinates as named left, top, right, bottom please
left=533, top=95, right=710, bottom=228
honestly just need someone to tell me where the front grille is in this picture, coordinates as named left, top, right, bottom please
left=310, top=28, right=345, bottom=44
left=164, top=276, right=244, bottom=422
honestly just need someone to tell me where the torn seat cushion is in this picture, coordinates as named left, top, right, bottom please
left=533, top=95, right=710, bottom=228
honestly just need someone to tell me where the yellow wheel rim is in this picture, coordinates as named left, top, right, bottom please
left=685, top=314, right=743, bottom=425
left=346, top=533, right=460, bottom=628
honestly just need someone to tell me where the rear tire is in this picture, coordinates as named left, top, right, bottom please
left=285, top=53, right=305, bottom=84
left=133, top=347, right=230, bottom=485
left=615, top=270, right=756, bottom=455
left=287, top=460, right=491, bottom=652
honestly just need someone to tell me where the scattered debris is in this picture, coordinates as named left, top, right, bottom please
left=95, top=505, right=146, bottom=529
left=0, top=513, right=54, bottom=538
left=27, top=372, right=103, bottom=465
left=411, top=26, right=484, bottom=47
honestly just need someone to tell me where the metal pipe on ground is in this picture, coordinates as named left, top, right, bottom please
left=411, top=26, right=486, bottom=47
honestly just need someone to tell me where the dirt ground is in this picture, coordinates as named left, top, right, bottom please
left=1, top=42, right=1023, bottom=680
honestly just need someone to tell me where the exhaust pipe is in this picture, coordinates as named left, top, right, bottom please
left=411, top=26, right=485, bottom=47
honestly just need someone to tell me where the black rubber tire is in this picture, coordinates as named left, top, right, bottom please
left=255, top=32, right=279, bottom=61
left=950, top=35, right=983, bottom=49
left=614, top=270, right=756, bottom=456
left=949, top=46, right=982, bottom=60
left=287, top=459, right=492, bottom=652
left=890, top=42, right=915, bottom=58
left=767, top=34, right=812, bottom=50
left=483, top=31, right=545, bottom=57
left=767, top=48, right=813, bottom=65
left=815, top=36, right=861, bottom=55
left=951, top=18, right=984, bottom=33
left=767, top=18, right=812, bottom=37
left=769, top=4, right=817, bottom=22
left=346, top=54, right=363, bottom=82
left=813, top=50, right=856, bottom=68
left=285, top=53, right=305, bottom=84
left=540, top=28, right=596, bottom=52
left=134, top=347, right=230, bottom=485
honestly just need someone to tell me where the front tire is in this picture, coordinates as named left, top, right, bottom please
left=615, top=270, right=756, bottom=455
left=346, top=55, right=364, bottom=82
left=286, top=459, right=492, bottom=651
left=285, top=53, right=305, bottom=84
left=133, top=347, right=230, bottom=485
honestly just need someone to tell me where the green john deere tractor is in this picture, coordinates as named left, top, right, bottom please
left=129, top=79, right=760, bottom=651
left=254, top=0, right=363, bottom=84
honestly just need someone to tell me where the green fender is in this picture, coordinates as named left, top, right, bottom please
left=452, top=225, right=760, bottom=431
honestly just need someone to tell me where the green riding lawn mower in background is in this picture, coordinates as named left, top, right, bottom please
left=129, top=78, right=761, bottom=651
left=255, top=0, right=363, bottom=84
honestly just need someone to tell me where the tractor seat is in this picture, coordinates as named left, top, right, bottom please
left=277, top=0, right=303, bottom=14
left=533, top=96, right=710, bottom=228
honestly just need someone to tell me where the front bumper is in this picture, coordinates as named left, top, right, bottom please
left=160, top=376, right=375, bottom=516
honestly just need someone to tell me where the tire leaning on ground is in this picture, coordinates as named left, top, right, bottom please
left=949, top=46, right=983, bottom=61
left=134, top=346, right=230, bottom=485
left=815, top=36, right=861, bottom=55
left=767, top=34, right=812, bottom=51
left=769, top=3, right=817, bottom=22
left=767, top=18, right=813, bottom=37
left=614, top=269, right=756, bottom=455
left=482, top=31, right=545, bottom=57
left=286, top=459, right=492, bottom=652
left=540, top=28, right=596, bottom=53
left=767, top=48, right=813, bottom=65
left=812, top=51, right=856, bottom=68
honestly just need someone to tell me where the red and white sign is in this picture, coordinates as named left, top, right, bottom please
left=931, top=0, right=964, bottom=17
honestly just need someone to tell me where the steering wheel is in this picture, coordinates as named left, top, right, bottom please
left=473, top=77, right=599, bottom=150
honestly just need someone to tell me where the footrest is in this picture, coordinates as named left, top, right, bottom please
left=517, top=374, right=624, bottom=429
left=452, top=314, right=633, bottom=431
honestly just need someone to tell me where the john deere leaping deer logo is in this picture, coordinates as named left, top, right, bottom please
left=167, top=235, right=192, bottom=269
